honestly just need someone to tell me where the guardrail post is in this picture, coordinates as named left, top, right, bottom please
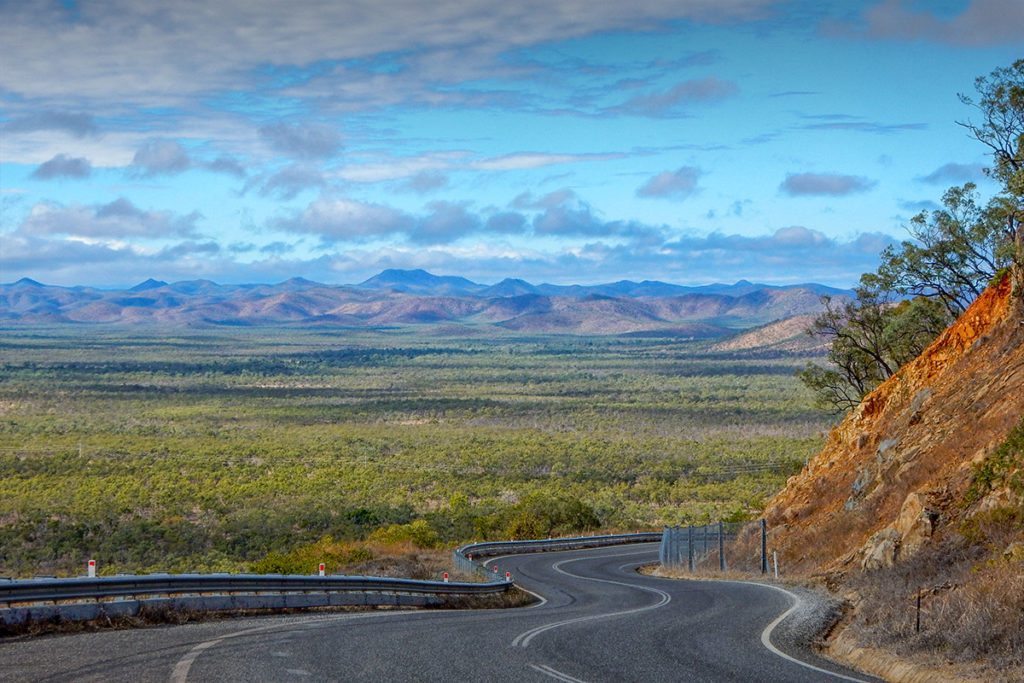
left=687, top=525, right=694, bottom=572
left=718, top=521, right=725, bottom=571
left=760, top=518, right=768, bottom=574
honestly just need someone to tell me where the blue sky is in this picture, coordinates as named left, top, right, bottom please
left=1, top=0, right=1022, bottom=288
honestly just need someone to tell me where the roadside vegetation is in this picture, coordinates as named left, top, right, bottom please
left=795, top=59, right=1024, bottom=678
left=800, top=58, right=1023, bottom=413
left=0, top=328, right=827, bottom=577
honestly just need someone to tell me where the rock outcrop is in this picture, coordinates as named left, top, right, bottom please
left=763, top=274, right=1024, bottom=579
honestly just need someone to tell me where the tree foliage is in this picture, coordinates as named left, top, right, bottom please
left=958, top=57, right=1024, bottom=291
left=799, top=288, right=951, bottom=412
left=801, top=59, right=1023, bottom=412
left=0, top=329, right=825, bottom=576
left=866, top=184, right=1010, bottom=317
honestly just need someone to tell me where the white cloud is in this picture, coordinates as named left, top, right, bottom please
left=853, top=0, right=1024, bottom=47
left=612, top=77, right=739, bottom=116
left=919, top=162, right=986, bottom=185
left=278, top=197, right=415, bottom=240
left=31, top=154, right=93, bottom=180
left=779, top=172, right=877, bottom=196
left=130, top=139, right=193, bottom=176
left=472, top=152, right=624, bottom=171
left=636, top=167, right=702, bottom=199
left=18, top=199, right=202, bottom=239
left=0, top=0, right=777, bottom=109
left=258, top=122, right=343, bottom=160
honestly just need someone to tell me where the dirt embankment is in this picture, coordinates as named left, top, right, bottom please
left=759, top=274, right=1024, bottom=681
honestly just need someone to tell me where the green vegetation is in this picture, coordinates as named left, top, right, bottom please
left=966, top=417, right=1024, bottom=506
left=0, top=327, right=828, bottom=576
left=802, top=59, right=1024, bottom=413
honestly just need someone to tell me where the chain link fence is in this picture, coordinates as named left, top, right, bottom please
left=659, top=519, right=769, bottom=573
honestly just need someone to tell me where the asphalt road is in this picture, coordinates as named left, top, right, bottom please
left=0, top=543, right=881, bottom=682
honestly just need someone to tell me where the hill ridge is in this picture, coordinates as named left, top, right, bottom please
left=0, top=272, right=850, bottom=337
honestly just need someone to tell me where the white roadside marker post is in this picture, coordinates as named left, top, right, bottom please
left=319, top=563, right=325, bottom=577
left=87, top=559, right=96, bottom=578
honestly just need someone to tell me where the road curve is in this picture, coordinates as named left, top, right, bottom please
left=0, top=543, right=881, bottom=682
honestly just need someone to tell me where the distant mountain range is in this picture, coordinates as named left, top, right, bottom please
left=0, top=270, right=851, bottom=339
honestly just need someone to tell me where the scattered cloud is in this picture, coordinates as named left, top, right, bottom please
left=484, top=211, right=529, bottom=234
left=612, top=77, right=739, bottom=116
left=636, top=167, right=702, bottom=199
left=206, top=155, right=248, bottom=178
left=411, top=201, right=482, bottom=243
left=2, top=111, right=99, bottom=137
left=258, top=122, right=343, bottom=160
left=250, top=163, right=326, bottom=200
left=919, top=162, right=986, bottom=185
left=31, top=154, right=92, bottom=180
left=473, top=152, right=623, bottom=171
left=277, top=197, right=415, bottom=241
left=0, top=1, right=778, bottom=108
left=780, top=172, right=877, bottom=196
left=800, top=120, right=927, bottom=134
left=130, top=139, right=193, bottom=176
left=511, top=188, right=579, bottom=210
left=395, top=170, right=449, bottom=194
left=18, top=198, right=202, bottom=239
left=839, top=0, right=1024, bottom=47
left=899, top=198, right=941, bottom=214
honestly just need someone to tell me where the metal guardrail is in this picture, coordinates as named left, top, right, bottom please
left=1, top=532, right=661, bottom=627
left=0, top=573, right=509, bottom=607
left=453, top=532, right=662, bottom=576
left=0, top=572, right=512, bottom=627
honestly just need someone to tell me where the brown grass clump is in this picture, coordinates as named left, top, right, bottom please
left=846, top=536, right=1024, bottom=678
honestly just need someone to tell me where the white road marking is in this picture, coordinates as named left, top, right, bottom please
left=483, top=555, right=549, bottom=608
left=169, top=611, right=420, bottom=682
left=512, top=551, right=670, bottom=648
left=716, top=580, right=874, bottom=683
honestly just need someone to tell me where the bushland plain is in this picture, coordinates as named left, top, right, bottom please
left=0, top=326, right=828, bottom=577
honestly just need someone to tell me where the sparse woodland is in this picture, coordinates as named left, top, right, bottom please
left=0, top=328, right=827, bottom=576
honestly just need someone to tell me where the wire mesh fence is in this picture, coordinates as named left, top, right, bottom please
left=659, top=519, right=769, bottom=573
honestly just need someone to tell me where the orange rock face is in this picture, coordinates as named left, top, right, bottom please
left=764, top=275, right=1023, bottom=577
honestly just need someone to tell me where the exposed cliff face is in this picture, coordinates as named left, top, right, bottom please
left=764, top=274, right=1024, bottom=579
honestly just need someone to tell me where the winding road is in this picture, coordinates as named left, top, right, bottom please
left=1, top=543, right=880, bottom=682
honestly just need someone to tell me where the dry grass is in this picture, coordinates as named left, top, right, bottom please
left=846, top=535, right=1024, bottom=679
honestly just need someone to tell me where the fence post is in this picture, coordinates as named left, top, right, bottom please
left=718, top=521, right=726, bottom=571
left=760, top=518, right=768, bottom=574
left=687, top=525, right=694, bottom=572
